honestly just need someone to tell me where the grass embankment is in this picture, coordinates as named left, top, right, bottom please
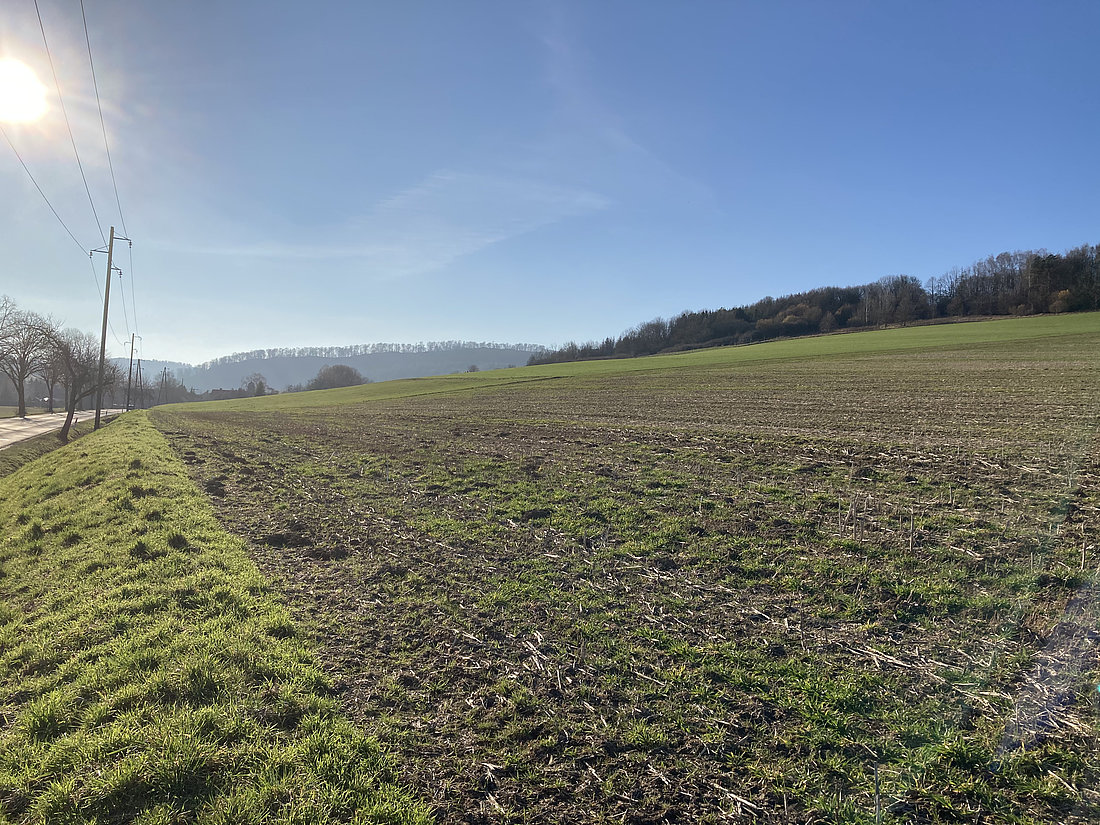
left=0, top=422, right=96, bottom=479
left=0, top=412, right=430, bottom=824
left=153, top=312, right=1100, bottom=822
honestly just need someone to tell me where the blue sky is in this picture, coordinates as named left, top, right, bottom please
left=1, top=1, right=1098, bottom=365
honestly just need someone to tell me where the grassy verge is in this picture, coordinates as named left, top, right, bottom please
left=0, top=411, right=430, bottom=824
left=0, top=421, right=98, bottom=479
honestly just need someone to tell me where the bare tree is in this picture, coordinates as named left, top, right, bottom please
left=50, top=328, right=122, bottom=442
left=240, top=372, right=268, bottom=396
left=0, top=296, right=16, bottom=368
left=155, top=368, right=193, bottom=405
left=0, top=309, right=50, bottom=417
left=37, top=345, right=65, bottom=413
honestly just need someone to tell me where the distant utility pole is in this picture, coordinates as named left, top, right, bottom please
left=91, top=226, right=130, bottom=429
left=125, top=333, right=135, bottom=411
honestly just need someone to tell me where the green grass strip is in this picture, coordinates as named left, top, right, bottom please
left=0, top=421, right=99, bottom=480
left=0, top=412, right=431, bottom=824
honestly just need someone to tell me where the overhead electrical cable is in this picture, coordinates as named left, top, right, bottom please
left=80, top=0, right=126, bottom=237
left=2, top=120, right=107, bottom=304
left=117, top=268, right=133, bottom=334
left=127, top=242, right=139, bottom=335
left=86, top=255, right=104, bottom=301
left=34, top=0, right=107, bottom=246
left=80, top=0, right=138, bottom=350
left=0, top=122, right=91, bottom=259
left=105, top=269, right=126, bottom=345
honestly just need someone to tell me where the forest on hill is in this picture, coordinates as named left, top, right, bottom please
left=530, top=243, right=1100, bottom=365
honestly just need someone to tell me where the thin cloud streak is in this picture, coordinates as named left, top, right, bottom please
left=162, top=170, right=610, bottom=278
left=536, top=5, right=715, bottom=209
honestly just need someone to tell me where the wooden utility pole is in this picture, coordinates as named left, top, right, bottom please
left=94, top=226, right=116, bottom=429
left=125, top=333, right=135, bottom=410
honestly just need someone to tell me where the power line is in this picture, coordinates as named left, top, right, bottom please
left=116, top=266, right=132, bottom=335
left=1, top=122, right=111, bottom=311
left=34, top=0, right=106, bottom=246
left=127, top=241, right=139, bottom=334
left=80, top=0, right=138, bottom=347
left=96, top=254, right=128, bottom=347
left=0, top=123, right=90, bottom=258
left=86, top=255, right=104, bottom=302
left=80, top=0, right=127, bottom=238
left=5, top=4, right=137, bottom=353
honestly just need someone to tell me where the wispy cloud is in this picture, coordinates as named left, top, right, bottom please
left=178, top=170, right=609, bottom=278
left=534, top=4, right=714, bottom=208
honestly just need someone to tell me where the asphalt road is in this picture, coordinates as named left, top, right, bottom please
left=0, top=409, right=125, bottom=449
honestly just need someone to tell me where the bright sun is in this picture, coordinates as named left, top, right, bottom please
left=0, top=58, right=48, bottom=123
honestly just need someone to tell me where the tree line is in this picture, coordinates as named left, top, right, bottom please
left=529, top=243, right=1100, bottom=365
left=199, top=340, right=544, bottom=369
left=143, top=363, right=370, bottom=406
left=0, top=296, right=123, bottom=441
left=283, top=364, right=368, bottom=393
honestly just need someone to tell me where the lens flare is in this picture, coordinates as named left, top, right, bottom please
left=0, top=59, right=48, bottom=123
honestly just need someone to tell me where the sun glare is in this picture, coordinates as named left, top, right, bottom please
left=0, top=59, right=48, bottom=123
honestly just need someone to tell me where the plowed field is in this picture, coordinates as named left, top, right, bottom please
left=152, top=320, right=1100, bottom=823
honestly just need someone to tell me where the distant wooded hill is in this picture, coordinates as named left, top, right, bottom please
left=120, top=342, right=543, bottom=394
left=530, top=243, right=1100, bottom=365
